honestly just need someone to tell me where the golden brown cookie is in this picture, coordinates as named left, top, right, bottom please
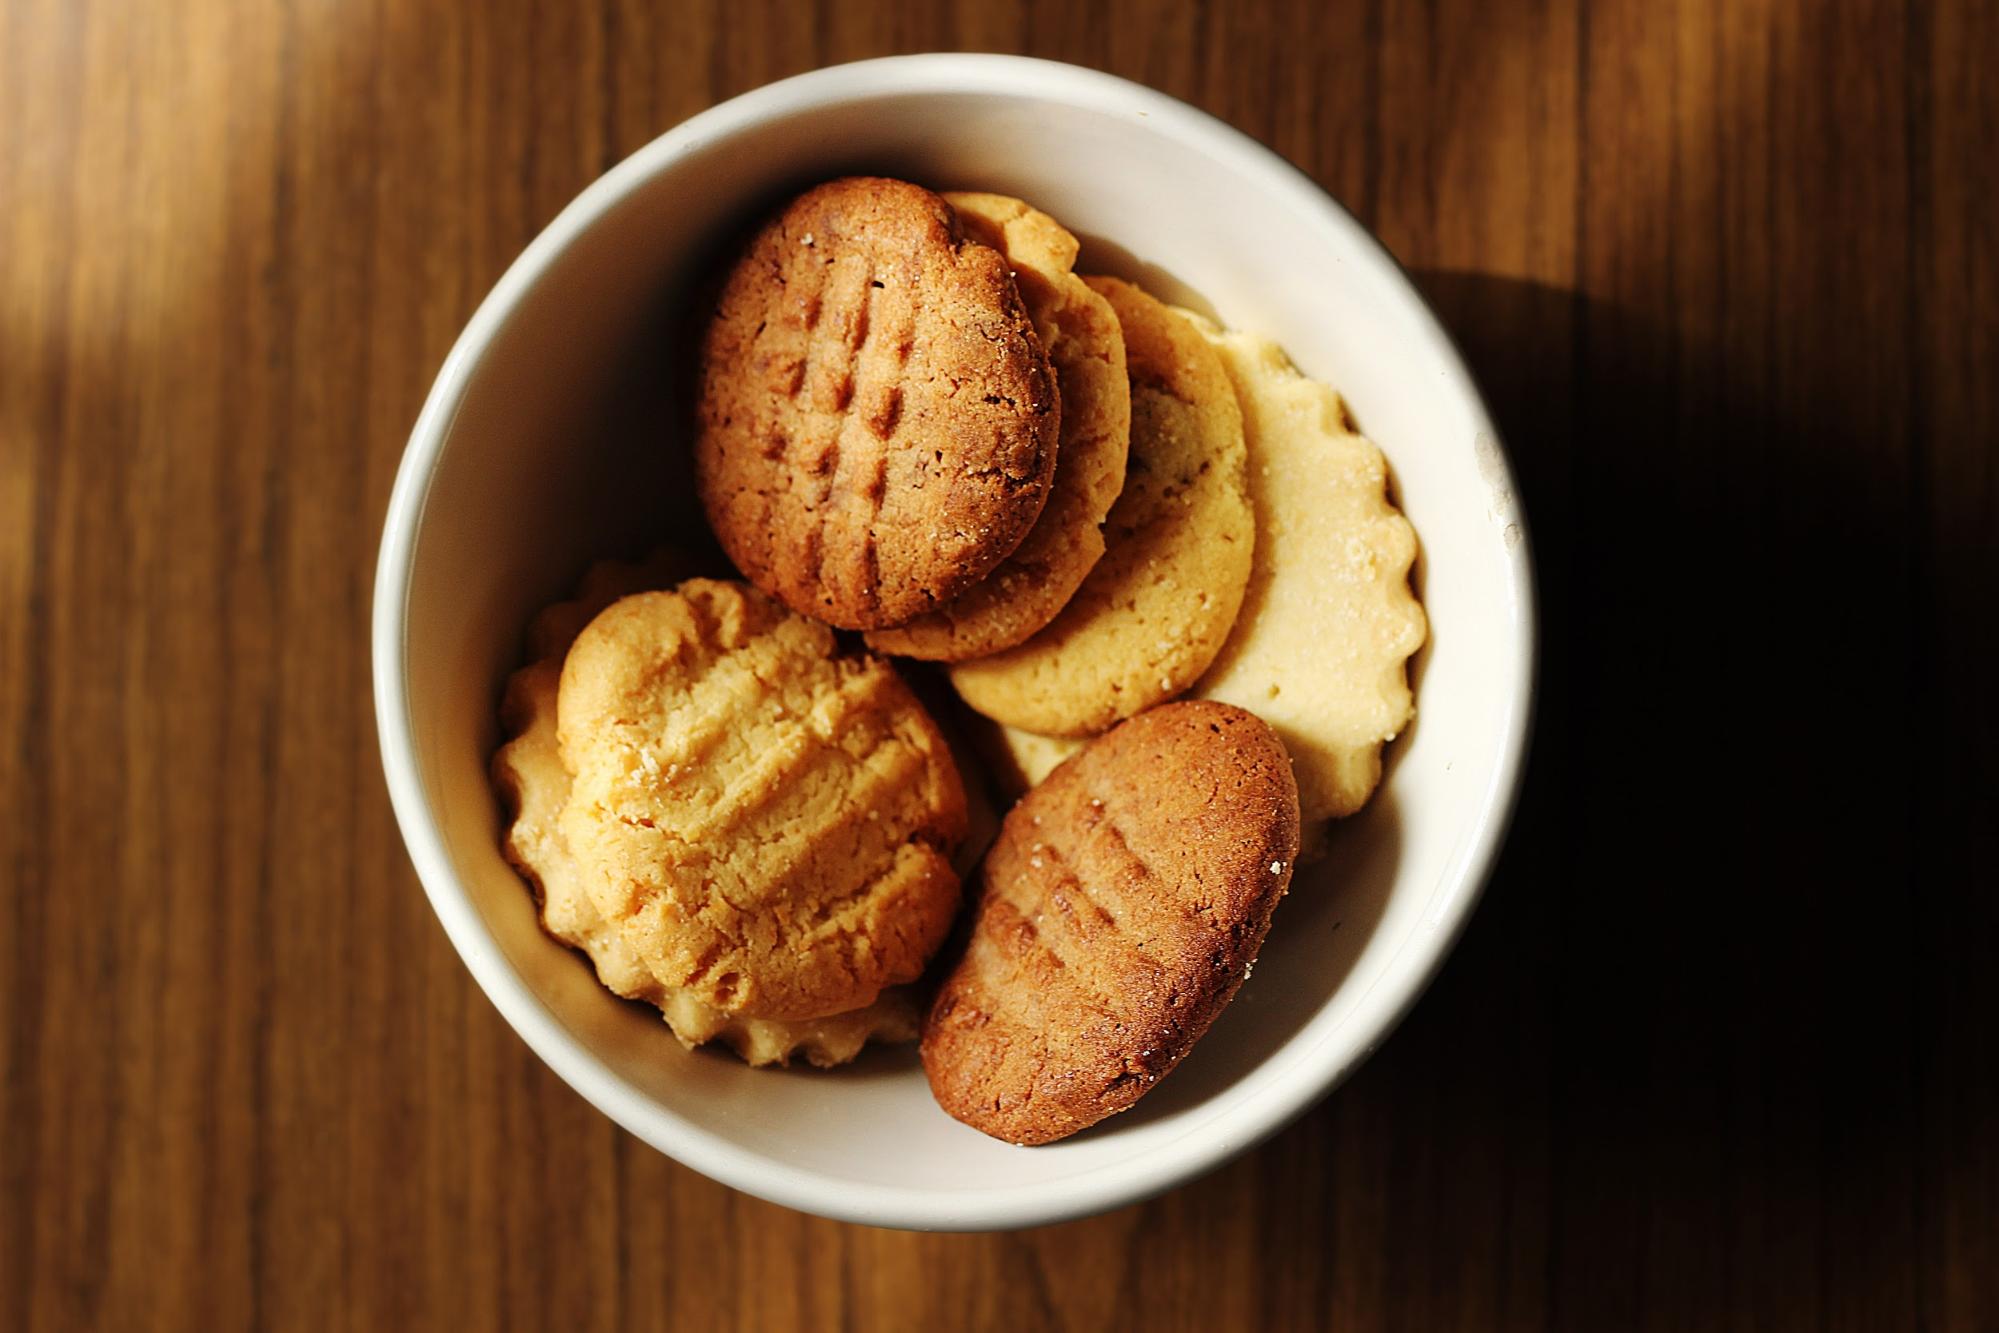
left=921, top=701, right=1300, bottom=1144
left=491, top=555, right=920, bottom=1067
left=697, top=177, right=1061, bottom=631
left=866, top=194, right=1130, bottom=661
left=947, top=277, right=1253, bottom=735
left=1182, top=316, right=1426, bottom=826
left=557, top=579, right=967, bottom=1021
left=494, top=659, right=919, bottom=1066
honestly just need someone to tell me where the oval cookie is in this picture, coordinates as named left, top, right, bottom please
left=922, top=701, right=1300, bottom=1144
left=947, top=276, right=1253, bottom=735
left=557, top=579, right=967, bottom=1021
left=492, top=555, right=921, bottom=1067
left=866, top=193, right=1130, bottom=661
left=697, top=177, right=1060, bottom=631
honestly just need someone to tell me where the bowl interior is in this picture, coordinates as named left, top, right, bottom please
left=385, top=61, right=1528, bottom=1228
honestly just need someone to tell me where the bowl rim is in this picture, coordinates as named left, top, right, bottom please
left=373, top=51, right=1538, bottom=1232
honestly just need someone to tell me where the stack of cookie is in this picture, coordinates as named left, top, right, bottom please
left=492, top=177, right=1425, bottom=1145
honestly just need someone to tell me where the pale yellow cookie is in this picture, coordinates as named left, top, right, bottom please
left=1181, top=315, right=1426, bottom=825
left=491, top=557, right=919, bottom=1067
left=947, top=277, right=1253, bottom=735
left=558, top=580, right=966, bottom=1022
left=866, top=194, right=1131, bottom=661
left=974, top=321, right=1425, bottom=853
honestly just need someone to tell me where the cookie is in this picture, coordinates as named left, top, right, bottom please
left=947, top=276, right=1253, bottom=735
left=697, top=177, right=1061, bottom=631
left=557, top=579, right=967, bottom=1021
left=921, top=701, right=1300, bottom=1144
left=866, top=194, right=1130, bottom=660
left=1182, top=317, right=1426, bottom=824
left=495, top=661, right=920, bottom=1066
left=491, top=556, right=918, bottom=1067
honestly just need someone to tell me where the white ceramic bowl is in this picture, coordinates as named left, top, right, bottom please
left=374, top=54, right=1533, bottom=1231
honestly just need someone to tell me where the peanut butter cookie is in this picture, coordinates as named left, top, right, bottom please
left=558, top=579, right=967, bottom=1021
left=922, top=701, right=1299, bottom=1144
left=697, top=177, right=1060, bottom=630
left=492, top=555, right=921, bottom=1067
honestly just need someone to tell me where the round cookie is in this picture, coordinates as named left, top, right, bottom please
left=492, top=555, right=921, bottom=1067
left=557, top=579, right=967, bottom=1022
left=493, top=658, right=920, bottom=1067
left=947, top=276, right=1253, bottom=735
left=697, top=176, right=1061, bottom=631
left=1181, top=316, right=1426, bottom=826
left=866, top=194, right=1130, bottom=661
left=921, top=701, right=1301, bottom=1145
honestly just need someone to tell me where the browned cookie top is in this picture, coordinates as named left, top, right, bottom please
left=697, top=177, right=1060, bottom=631
left=921, top=700, right=1301, bottom=1144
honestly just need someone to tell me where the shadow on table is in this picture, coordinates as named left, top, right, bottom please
left=1022, top=269, right=1993, bottom=1322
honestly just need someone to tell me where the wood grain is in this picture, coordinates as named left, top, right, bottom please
left=3, top=1, right=1993, bottom=1328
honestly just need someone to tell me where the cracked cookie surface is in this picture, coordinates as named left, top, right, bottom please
left=921, top=700, right=1299, bottom=1144
left=557, top=578, right=967, bottom=1022
left=697, top=176, right=1060, bottom=631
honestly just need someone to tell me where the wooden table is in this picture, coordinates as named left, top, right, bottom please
left=5, top=2, right=1994, bottom=1328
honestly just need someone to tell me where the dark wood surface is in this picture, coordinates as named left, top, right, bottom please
left=4, top=2, right=1994, bottom=1328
